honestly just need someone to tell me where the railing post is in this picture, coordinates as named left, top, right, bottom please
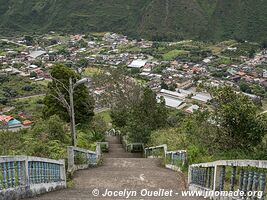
left=239, top=168, right=244, bottom=191
left=230, top=166, right=236, bottom=191
left=260, top=172, right=266, bottom=200
left=243, top=171, right=248, bottom=193
left=248, top=171, right=254, bottom=192
left=24, top=158, right=29, bottom=189
left=254, top=172, right=259, bottom=192
left=188, top=165, right=192, bottom=185
left=213, top=165, right=223, bottom=191
left=68, top=147, right=75, bottom=173
left=96, top=143, right=101, bottom=160
left=60, top=160, right=66, bottom=183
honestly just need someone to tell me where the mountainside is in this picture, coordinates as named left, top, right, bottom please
left=1, top=0, right=267, bottom=41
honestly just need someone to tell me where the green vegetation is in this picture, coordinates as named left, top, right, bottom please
left=148, top=87, right=267, bottom=164
left=162, top=50, right=189, bottom=61
left=43, top=64, right=95, bottom=124
left=1, top=0, right=267, bottom=42
left=0, top=113, right=108, bottom=159
left=0, top=75, right=46, bottom=105
left=111, top=87, right=168, bottom=144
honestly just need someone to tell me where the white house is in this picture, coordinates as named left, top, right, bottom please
left=128, top=59, right=147, bottom=69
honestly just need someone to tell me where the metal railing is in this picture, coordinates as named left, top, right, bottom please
left=0, top=156, right=66, bottom=199
left=189, top=160, right=267, bottom=199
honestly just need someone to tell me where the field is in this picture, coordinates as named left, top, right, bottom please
left=83, top=67, right=103, bottom=76
left=162, top=50, right=189, bottom=61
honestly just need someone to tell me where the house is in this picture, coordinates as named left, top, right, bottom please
left=0, top=115, right=22, bottom=128
left=157, top=89, right=186, bottom=109
left=159, top=89, right=187, bottom=100
left=157, top=95, right=184, bottom=109
left=192, top=93, right=212, bottom=103
left=185, top=105, right=200, bottom=114
left=28, top=50, right=46, bottom=59
left=128, top=59, right=147, bottom=69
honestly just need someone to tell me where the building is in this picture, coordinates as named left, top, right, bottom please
left=28, top=50, right=46, bottom=59
left=185, top=105, right=200, bottom=114
left=128, top=59, right=147, bottom=69
left=157, top=89, right=186, bottom=109
left=192, top=93, right=212, bottom=103
left=159, top=89, right=187, bottom=100
left=0, top=115, right=22, bottom=128
left=157, top=95, right=184, bottom=109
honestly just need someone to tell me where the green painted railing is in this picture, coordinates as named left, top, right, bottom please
left=189, top=160, right=267, bottom=200
left=0, top=156, right=66, bottom=199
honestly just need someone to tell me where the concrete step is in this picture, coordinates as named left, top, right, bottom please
left=104, top=153, right=143, bottom=158
left=26, top=136, right=202, bottom=200
left=109, top=143, right=123, bottom=148
left=102, top=158, right=162, bottom=169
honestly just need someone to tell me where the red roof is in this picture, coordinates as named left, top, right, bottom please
left=0, top=115, right=14, bottom=123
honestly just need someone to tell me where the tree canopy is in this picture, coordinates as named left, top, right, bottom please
left=43, top=64, right=95, bottom=124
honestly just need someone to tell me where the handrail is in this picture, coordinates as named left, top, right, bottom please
left=126, top=143, right=144, bottom=152
left=68, top=142, right=109, bottom=173
left=145, top=144, right=187, bottom=171
left=0, top=156, right=66, bottom=199
left=188, top=159, right=267, bottom=199
left=145, top=144, right=168, bottom=157
left=190, top=160, right=267, bottom=168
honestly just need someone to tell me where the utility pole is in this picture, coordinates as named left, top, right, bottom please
left=68, top=77, right=91, bottom=147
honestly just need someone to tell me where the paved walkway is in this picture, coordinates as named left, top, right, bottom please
left=28, top=136, right=198, bottom=200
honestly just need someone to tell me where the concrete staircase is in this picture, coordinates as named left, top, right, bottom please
left=28, top=136, right=197, bottom=200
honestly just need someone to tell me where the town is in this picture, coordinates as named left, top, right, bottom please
left=1, top=32, right=267, bottom=130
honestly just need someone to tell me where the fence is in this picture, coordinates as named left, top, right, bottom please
left=120, top=135, right=144, bottom=153
left=188, top=160, right=267, bottom=199
left=105, top=129, right=118, bottom=136
left=126, top=143, right=144, bottom=153
left=0, top=156, right=66, bottom=200
left=165, top=150, right=187, bottom=171
left=145, top=145, right=168, bottom=158
left=68, top=142, right=109, bottom=173
left=145, top=145, right=187, bottom=171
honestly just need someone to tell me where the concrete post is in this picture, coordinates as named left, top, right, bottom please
left=60, top=160, right=66, bottom=183
left=24, top=158, right=30, bottom=188
left=68, top=147, right=75, bottom=173
left=213, top=165, right=223, bottom=191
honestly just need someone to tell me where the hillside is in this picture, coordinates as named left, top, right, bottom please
left=1, top=0, right=267, bottom=41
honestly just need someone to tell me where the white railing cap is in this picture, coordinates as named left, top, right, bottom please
left=145, top=144, right=167, bottom=150
left=190, top=160, right=267, bottom=168
left=69, top=146, right=97, bottom=155
left=166, top=150, right=187, bottom=154
left=0, top=156, right=64, bottom=165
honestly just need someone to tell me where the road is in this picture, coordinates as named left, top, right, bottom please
left=1, top=38, right=28, bottom=48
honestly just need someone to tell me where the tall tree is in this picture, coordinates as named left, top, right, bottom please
left=212, top=86, right=267, bottom=149
left=126, top=88, right=168, bottom=143
left=43, top=64, right=95, bottom=124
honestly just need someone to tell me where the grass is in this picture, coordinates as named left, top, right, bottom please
left=83, top=67, right=103, bottom=76
left=96, top=111, right=112, bottom=126
left=162, top=50, right=189, bottom=61
left=35, top=79, right=51, bottom=87
left=9, top=96, right=45, bottom=120
left=127, top=47, right=141, bottom=53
